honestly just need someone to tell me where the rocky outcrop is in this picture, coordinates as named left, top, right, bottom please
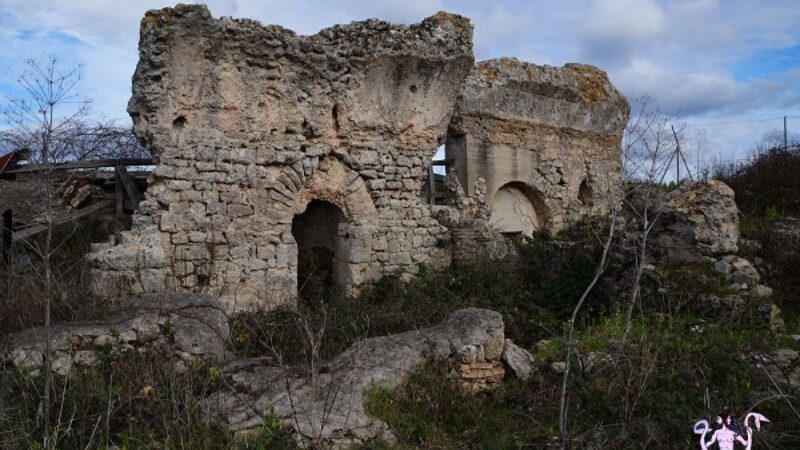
left=652, top=180, right=740, bottom=262
left=203, top=308, right=517, bottom=447
left=1, top=293, right=229, bottom=376
left=758, top=345, right=800, bottom=392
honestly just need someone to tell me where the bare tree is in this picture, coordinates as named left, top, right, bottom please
left=0, top=119, right=147, bottom=163
left=558, top=98, right=692, bottom=447
left=618, top=98, right=680, bottom=346
left=558, top=195, right=620, bottom=449
left=1, top=55, right=93, bottom=449
left=2, top=56, right=92, bottom=164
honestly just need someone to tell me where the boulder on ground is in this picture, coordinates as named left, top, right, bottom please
left=1, top=293, right=230, bottom=376
left=713, top=255, right=761, bottom=286
left=652, top=180, right=740, bottom=262
left=203, top=308, right=505, bottom=447
left=502, top=339, right=534, bottom=380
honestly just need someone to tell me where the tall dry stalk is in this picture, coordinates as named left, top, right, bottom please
left=2, top=55, right=91, bottom=449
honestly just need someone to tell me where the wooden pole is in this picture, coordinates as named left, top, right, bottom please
left=115, top=163, right=141, bottom=206
left=658, top=149, right=677, bottom=185
left=114, top=165, right=124, bottom=217
left=2, top=209, right=11, bottom=265
left=671, top=125, right=683, bottom=183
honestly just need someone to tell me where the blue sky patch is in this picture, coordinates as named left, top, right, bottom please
left=733, top=45, right=800, bottom=81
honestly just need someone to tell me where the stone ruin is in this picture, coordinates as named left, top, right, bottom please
left=449, top=58, right=628, bottom=232
left=88, top=4, right=629, bottom=312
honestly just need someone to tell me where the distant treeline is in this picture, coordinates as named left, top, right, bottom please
left=717, top=145, right=800, bottom=217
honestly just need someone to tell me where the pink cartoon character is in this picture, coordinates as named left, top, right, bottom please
left=694, top=408, right=770, bottom=450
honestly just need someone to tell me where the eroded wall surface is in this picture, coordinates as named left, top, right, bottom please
left=89, top=6, right=630, bottom=311
left=447, top=58, right=629, bottom=232
left=88, top=5, right=474, bottom=311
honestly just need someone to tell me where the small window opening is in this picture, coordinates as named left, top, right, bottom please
left=579, top=179, right=594, bottom=206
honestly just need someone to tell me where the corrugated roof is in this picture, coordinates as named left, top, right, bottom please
left=0, top=152, right=15, bottom=174
left=0, top=149, right=29, bottom=175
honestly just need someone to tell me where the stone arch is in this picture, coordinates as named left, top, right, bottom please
left=488, top=182, right=548, bottom=236
left=292, top=157, right=377, bottom=225
left=281, top=157, right=379, bottom=297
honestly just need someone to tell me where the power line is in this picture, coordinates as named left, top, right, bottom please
left=683, top=115, right=800, bottom=128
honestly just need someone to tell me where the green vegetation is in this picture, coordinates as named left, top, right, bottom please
left=360, top=308, right=800, bottom=449
left=0, top=351, right=294, bottom=449
left=232, top=228, right=608, bottom=364
left=3, top=216, right=800, bottom=448
left=719, top=148, right=800, bottom=218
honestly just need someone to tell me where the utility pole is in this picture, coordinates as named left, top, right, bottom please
left=785, top=116, right=789, bottom=152
left=670, top=125, right=693, bottom=183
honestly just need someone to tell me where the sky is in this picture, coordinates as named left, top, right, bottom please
left=1, top=0, right=799, bottom=168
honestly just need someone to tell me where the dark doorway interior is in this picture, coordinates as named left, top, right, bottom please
left=291, top=200, right=348, bottom=300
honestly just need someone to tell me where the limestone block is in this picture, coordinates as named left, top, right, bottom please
left=1, top=294, right=231, bottom=375
left=502, top=339, right=534, bottom=380
left=204, top=308, right=503, bottom=444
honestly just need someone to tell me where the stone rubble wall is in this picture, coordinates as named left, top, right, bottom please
left=202, top=308, right=520, bottom=447
left=88, top=5, right=475, bottom=312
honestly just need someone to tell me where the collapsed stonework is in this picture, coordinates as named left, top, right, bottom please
left=1, top=293, right=229, bottom=376
left=88, top=5, right=629, bottom=311
left=203, top=308, right=512, bottom=446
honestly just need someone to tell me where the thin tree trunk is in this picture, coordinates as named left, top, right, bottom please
left=42, top=206, right=53, bottom=449
left=559, top=207, right=618, bottom=449
left=621, top=206, right=648, bottom=348
left=42, top=97, right=55, bottom=450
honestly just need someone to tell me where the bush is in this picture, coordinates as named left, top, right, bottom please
left=719, top=148, right=800, bottom=217
left=0, top=216, right=117, bottom=334
left=366, top=312, right=800, bottom=449
left=232, top=230, right=611, bottom=364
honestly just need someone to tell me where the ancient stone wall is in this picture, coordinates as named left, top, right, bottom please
left=447, top=58, right=629, bottom=233
left=88, top=6, right=629, bottom=312
left=89, top=5, right=474, bottom=311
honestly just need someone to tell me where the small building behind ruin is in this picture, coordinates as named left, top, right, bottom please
left=88, top=5, right=629, bottom=312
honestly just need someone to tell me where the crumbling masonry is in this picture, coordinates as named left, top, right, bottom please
left=89, top=5, right=629, bottom=312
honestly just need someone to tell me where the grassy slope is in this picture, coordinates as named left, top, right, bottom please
left=3, top=217, right=800, bottom=448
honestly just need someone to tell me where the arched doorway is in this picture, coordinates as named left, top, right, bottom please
left=291, top=200, right=349, bottom=299
left=489, top=182, right=546, bottom=236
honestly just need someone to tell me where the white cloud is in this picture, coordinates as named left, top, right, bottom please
left=580, top=0, right=666, bottom=65
left=1, top=0, right=798, bottom=160
left=616, top=57, right=800, bottom=118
